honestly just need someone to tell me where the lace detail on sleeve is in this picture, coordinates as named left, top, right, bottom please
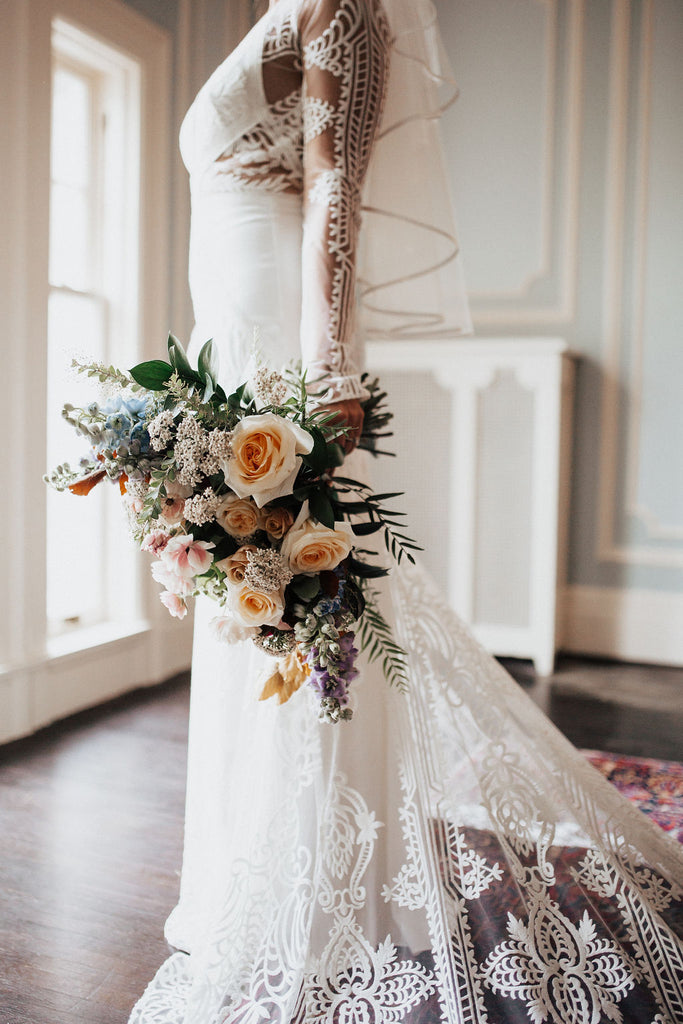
left=298, top=0, right=391, bottom=397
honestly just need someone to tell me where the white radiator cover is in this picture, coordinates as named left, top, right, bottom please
left=367, top=337, right=575, bottom=675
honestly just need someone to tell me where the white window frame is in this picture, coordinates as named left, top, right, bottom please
left=47, top=22, right=143, bottom=637
left=1, top=0, right=191, bottom=743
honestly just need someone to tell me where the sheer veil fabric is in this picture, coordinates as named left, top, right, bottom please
left=129, top=1, right=683, bottom=1022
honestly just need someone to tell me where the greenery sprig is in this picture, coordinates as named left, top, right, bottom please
left=330, top=477, right=422, bottom=566
left=356, top=586, right=408, bottom=692
left=72, top=358, right=141, bottom=392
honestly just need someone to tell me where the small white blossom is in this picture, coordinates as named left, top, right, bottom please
left=148, top=410, right=176, bottom=452
left=126, top=477, right=150, bottom=504
left=204, top=428, right=234, bottom=474
left=183, top=486, right=221, bottom=526
left=175, top=415, right=208, bottom=487
left=243, top=548, right=293, bottom=593
left=252, top=366, right=288, bottom=407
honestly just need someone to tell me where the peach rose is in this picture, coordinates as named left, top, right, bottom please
left=215, top=544, right=258, bottom=585
left=216, top=494, right=261, bottom=538
left=227, top=580, right=285, bottom=628
left=262, top=506, right=294, bottom=540
left=280, top=501, right=354, bottom=574
left=225, top=413, right=313, bottom=507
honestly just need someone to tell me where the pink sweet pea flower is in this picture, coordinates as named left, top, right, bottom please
left=162, top=534, right=215, bottom=578
left=160, top=591, right=188, bottom=619
left=151, top=560, right=193, bottom=596
left=142, top=529, right=171, bottom=555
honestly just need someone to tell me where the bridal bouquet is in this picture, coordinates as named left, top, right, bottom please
left=45, top=336, right=418, bottom=722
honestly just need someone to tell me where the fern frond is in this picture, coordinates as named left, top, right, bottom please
left=356, top=587, right=409, bottom=692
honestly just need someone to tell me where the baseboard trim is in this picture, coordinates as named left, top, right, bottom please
left=0, top=618, right=192, bottom=744
left=563, top=585, right=683, bottom=666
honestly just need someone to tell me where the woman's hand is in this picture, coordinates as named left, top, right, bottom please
left=322, top=399, right=364, bottom=455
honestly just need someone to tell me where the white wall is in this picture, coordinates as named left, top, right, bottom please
left=437, top=0, right=683, bottom=662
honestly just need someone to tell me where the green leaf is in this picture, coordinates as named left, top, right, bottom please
left=331, top=475, right=367, bottom=488
left=302, top=426, right=328, bottom=473
left=212, top=535, right=239, bottom=561
left=309, top=489, right=335, bottom=530
left=228, top=382, right=247, bottom=410
left=197, top=338, right=218, bottom=382
left=201, top=372, right=214, bottom=403
left=347, top=556, right=389, bottom=579
left=292, top=574, right=321, bottom=600
left=343, top=578, right=366, bottom=619
left=327, top=442, right=346, bottom=467
left=167, top=333, right=195, bottom=377
left=351, top=521, right=382, bottom=536
left=332, top=499, right=372, bottom=515
left=129, top=359, right=174, bottom=390
left=293, top=484, right=315, bottom=501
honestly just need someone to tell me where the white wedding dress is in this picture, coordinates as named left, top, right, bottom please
left=130, top=2, right=683, bottom=1022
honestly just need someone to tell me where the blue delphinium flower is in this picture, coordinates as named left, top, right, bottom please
left=121, top=395, right=148, bottom=419
left=130, top=422, right=151, bottom=455
left=100, top=395, right=151, bottom=447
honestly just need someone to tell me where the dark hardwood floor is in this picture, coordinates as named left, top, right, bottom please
left=0, top=675, right=190, bottom=1024
left=0, top=657, right=681, bottom=1023
left=505, top=654, right=683, bottom=762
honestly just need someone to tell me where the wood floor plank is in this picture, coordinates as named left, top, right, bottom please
left=0, top=660, right=681, bottom=1022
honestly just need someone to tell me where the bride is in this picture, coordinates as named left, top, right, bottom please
left=130, top=1, right=683, bottom=1021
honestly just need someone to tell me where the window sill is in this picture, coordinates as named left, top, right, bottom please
left=46, top=619, right=151, bottom=661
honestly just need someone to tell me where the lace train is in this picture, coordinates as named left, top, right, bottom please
left=130, top=558, right=683, bottom=1024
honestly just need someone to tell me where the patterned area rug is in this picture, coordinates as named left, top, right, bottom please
left=584, top=748, right=683, bottom=844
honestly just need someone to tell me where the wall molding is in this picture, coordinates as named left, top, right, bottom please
left=563, top=584, right=683, bottom=666
left=597, top=0, right=683, bottom=566
left=471, top=0, right=584, bottom=326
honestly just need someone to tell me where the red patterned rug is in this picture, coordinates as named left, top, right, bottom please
left=584, top=748, right=683, bottom=844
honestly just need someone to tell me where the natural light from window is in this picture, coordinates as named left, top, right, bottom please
left=47, top=20, right=142, bottom=639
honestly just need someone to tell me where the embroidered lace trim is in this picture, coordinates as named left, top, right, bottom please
left=130, top=557, right=683, bottom=1023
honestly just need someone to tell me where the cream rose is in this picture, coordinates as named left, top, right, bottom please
left=215, top=544, right=258, bottom=585
left=262, top=505, right=294, bottom=540
left=227, top=580, right=285, bottom=628
left=225, top=413, right=313, bottom=507
left=209, top=615, right=259, bottom=644
left=280, top=501, right=354, bottom=574
left=216, top=494, right=261, bottom=538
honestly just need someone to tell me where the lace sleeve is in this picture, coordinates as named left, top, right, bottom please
left=298, top=0, right=391, bottom=404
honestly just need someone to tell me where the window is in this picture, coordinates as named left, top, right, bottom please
left=46, top=20, right=142, bottom=636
